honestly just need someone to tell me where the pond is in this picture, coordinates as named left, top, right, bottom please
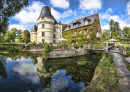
left=0, top=52, right=102, bottom=92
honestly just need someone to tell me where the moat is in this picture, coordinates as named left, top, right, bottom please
left=0, top=52, right=102, bottom=92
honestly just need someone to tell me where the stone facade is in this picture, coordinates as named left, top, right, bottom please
left=30, top=5, right=62, bottom=43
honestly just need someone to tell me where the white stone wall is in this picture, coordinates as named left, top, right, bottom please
left=36, top=17, right=62, bottom=43
left=30, top=32, right=37, bottom=43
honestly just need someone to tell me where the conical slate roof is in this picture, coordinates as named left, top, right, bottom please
left=38, top=6, right=58, bottom=24
left=31, top=25, right=37, bottom=32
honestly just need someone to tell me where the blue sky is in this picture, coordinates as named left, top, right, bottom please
left=9, top=0, right=130, bottom=31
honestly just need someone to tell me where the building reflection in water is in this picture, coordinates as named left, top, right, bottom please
left=36, top=57, right=54, bottom=88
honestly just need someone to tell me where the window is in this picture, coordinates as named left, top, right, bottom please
left=53, top=34, right=55, bottom=38
left=85, top=20, right=89, bottom=25
left=42, top=39, right=44, bottom=43
left=60, top=35, right=61, bottom=38
left=84, top=29, right=87, bottom=35
left=42, top=24, right=44, bottom=28
left=53, top=40, right=55, bottom=43
left=42, top=32, right=45, bottom=37
left=54, top=29, right=55, bottom=32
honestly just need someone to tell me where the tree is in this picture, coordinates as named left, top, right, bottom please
left=62, top=24, right=67, bottom=32
left=17, top=29, right=22, bottom=43
left=22, top=30, right=30, bottom=43
left=0, top=0, right=29, bottom=33
left=122, top=27, right=130, bottom=43
left=109, top=19, right=114, bottom=38
left=4, top=28, right=22, bottom=43
left=102, top=30, right=110, bottom=41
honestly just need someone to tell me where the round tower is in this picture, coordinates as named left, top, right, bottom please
left=30, top=25, right=37, bottom=43
left=36, top=5, right=57, bottom=43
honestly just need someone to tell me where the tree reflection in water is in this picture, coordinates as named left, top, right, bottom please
left=0, top=55, right=7, bottom=79
left=36, top=53, right=102, bottom=90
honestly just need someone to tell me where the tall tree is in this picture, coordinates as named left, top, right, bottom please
left=109, top=19, right=114, bottom=38
left=17, top=29, right=22, bottom=43
left=0, top=0, right=29, bottom=33
left=22, top=30, right=30, bottom=43
left=122, top=27, right=130, bottom=42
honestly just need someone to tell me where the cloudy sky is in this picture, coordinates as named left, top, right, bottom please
left=9, top=0, right=130, bottom=31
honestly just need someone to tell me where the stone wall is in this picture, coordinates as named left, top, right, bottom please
left=48, top=49, right=88, bottom=58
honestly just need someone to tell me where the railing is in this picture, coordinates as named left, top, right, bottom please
left=83, top=44, right=107, bottom=51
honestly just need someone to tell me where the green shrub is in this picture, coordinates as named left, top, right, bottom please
left=0, top=45, right=20, bottom=53
left=74, top=44, right=79, bottom=49
left=43, top=44, right=52, bottom=59
left=126, top=47, right=130, bottom=56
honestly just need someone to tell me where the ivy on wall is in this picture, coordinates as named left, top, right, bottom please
left=62, top=16, right=101, bottom=45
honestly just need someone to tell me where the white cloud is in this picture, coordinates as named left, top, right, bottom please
left=51, top=8, right=73, bottom=20
left=101, top=24, right=109, bottom=30
left=99, top=8, right=113, bottom=20
left=13, top=1, right=43, bottom=24
left=9, top=1, right=73, bottom=31
left=127, top=1, right=130, bottom=15
left=100, top=8, right=130, bottom=30
left=9, top=24, right=27, bottom=31
left=13, top=62, right=39, bottom=84
left=79, top=0, right=102, bottom=10
left=50, top=0, right=69, bottom=9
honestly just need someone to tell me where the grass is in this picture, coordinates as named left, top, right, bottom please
left=82, top=54, right=121, bottom=92
left=116, top=43, right=130, bottom=47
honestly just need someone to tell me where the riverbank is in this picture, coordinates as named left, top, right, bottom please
left=82, top=53, right=121, bottom=92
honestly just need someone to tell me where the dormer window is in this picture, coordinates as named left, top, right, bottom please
left=85, top=20, right=89, bottom=25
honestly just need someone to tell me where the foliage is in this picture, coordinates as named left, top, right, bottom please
left=0, top=35, right=4, bottom=43
left=22, top=30, right=30, bottom=43
left=63, top=16, right=101, bottom=45
left=29, top=41, right=36, bottom=46
left=122, top=27, right=130, bottom=43
left=0, top=0, right=29, bottom=33
left=0, top=55, right=7, bottom=79
left=74, top=44, right=79, bottom=49
left=62, top=24, right=67, bottom=32
left=83, top=54, right=120, bottom=92
left=126, top=47, right=130, bottom=56
left=0, top=45, right=20, bottom=53
left=102, top=30, right=110, bottom=41
left=16, top=29, right=23, bottom=43
left=3, top=28, right=22, bottom=43
left=43, top=44, right=51, bottom=59
left=109, top=19, right=121, bottom=41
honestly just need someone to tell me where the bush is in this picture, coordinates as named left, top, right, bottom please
left=43, top=44, right=52, bottom=59
left=74, top=44, right=79, bottom=49
left=126, top=47, right=130, bottom=56
left=0, top=45, right=20, bottom=53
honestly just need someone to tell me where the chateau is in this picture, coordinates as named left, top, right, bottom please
left=30, top=5, right=62, bottom=43
left=63, top=13, right=101, bottom=44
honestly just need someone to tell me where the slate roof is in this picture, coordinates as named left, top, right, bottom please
left=38, top=5, right=58, bottom=24
left=31, top=25, right=37, bottom=32
left=64, top=13, right=99, bottom=31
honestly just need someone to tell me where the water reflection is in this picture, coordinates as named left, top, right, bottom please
left=0, top=52, right=102, bottom=92
left=0, top=55, right=7, bottom=79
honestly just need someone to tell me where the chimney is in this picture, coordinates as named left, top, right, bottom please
left=49, top=5, right=51, bottom=13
